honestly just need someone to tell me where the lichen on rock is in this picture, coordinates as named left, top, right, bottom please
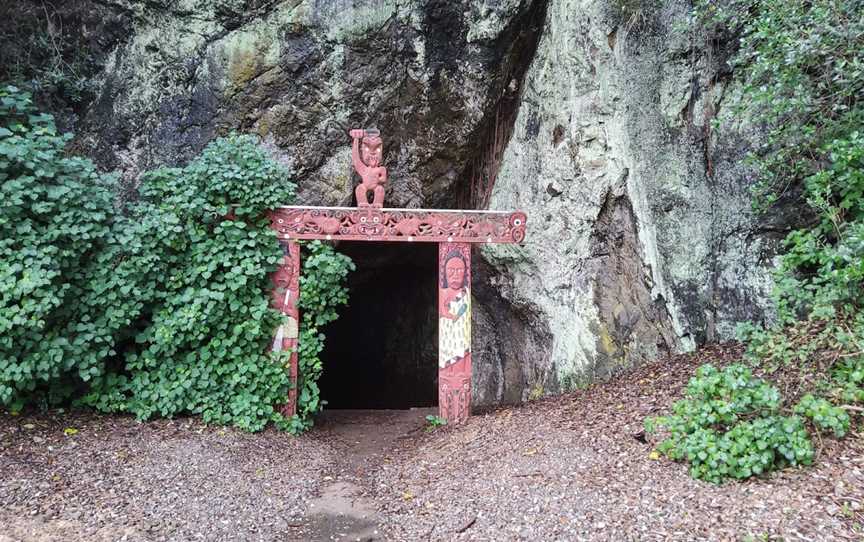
left=485, top=0, right=781, bottom=394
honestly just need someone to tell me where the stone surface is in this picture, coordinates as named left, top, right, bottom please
left=64, top=0, right=546, bottom=209
left=483, top=0, right=782, bottom=394
left=3, top=0, right=797, bottom=405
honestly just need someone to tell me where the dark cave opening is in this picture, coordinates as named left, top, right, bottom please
left=318, top=242, right=439, bottom=409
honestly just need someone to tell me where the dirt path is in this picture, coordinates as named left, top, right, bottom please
left=300, top=409, right=434, bottom=542
left=0, top=408, right=434, bottom=542
left=371, top=347, right=864, bottom=541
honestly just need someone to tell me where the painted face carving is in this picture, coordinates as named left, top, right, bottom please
left=360, top=136, right=382, bottom=167
left=445, top=257, right=466, bottom=290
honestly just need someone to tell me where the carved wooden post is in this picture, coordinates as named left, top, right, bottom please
left=270, top=240, right=301, bottom=417
left=438, top=242, right=472, bottom=424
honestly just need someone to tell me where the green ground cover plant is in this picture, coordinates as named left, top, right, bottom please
left=0, top=85, right=352, bottom=432
left=646, top=364, right=815, bottom=484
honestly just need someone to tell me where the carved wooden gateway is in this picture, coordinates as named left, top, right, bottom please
left=269, top=129, right=527, bottom=424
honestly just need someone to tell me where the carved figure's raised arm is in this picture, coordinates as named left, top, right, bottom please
left=349, top=129, right=368, bottom=176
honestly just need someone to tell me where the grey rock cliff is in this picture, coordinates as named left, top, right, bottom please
left=483, top=0, right=780, bottom=395
left=2, top=0, right=791, bottom=405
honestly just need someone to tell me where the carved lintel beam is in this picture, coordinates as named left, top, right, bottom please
left=269, top=206, right=527, bottom=244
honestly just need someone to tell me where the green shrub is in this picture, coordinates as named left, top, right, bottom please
left=697, top=0, right=864, bottom=211
left=79, top=133, right=302, bottom=432
left=831, top=356, right=864, bottom=404
left=772, top=133, right=864, bottom=322
left=1, top=86, right=353, bottom=432
left=794, top=394, right=850, bottom=438
left=646, top=364, right=814, bottom=484
left=0, top=4, right=98, bottom=107
left=649, top=0, right=864, bottom=484
left=294, top=240, right=354, bottom=432
left=0, top=85, right=121, bottom=410
left=701, top=0, right=864, bottom=338
left=697, top=0, right=864, bottom=342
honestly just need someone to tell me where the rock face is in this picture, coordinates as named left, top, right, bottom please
left=63, top=0, right=548, bottom=209
left=483, top=0, right=781, bottom=394
left=4, top=0, right=791, bottom=405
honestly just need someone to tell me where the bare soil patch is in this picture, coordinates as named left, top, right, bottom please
left=1, top=410, right=336, bottom=541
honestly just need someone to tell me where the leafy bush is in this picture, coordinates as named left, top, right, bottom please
left=0, top=3, right=104, bottom=107
left=1, top=86, right=353, bottom=432
left=294, top=240, right=354, bottom=432
left=831, top=356, right=864, bottom=404
left=701, top=0, right=864, bottom=341
left=794, top=394, right=850, bottom=438
left=0, top=86, right=121, bottom=410
left=646, top=364, right=814, bottom=484
left=79, top=133, right=302, bottom=432
left=772, top=133, right=864, bottom=321
left=648, top=0, right=864, bottom=484
left=697, top=0, right=864, bottom=211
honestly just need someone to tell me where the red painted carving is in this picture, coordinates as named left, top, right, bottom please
left=265, top=128, right=529, bottom=425
left=270, top=207, right=527, bottom=244
left=438, top=242, right=472, bottom=425
left=270, top=240, right=301, bottom=418
left=350, top=128, right=388, bottom=208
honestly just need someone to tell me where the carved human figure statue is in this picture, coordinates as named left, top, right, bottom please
left=438, top=244, right=472, bottom=424
left=439, top=250, right=471, bottom=369
left=350, top=128, right=387, bottom=208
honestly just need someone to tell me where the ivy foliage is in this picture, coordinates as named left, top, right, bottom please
left=1, top=86, right=353, bottom=432
left=649, top=0, right=864, bottom=483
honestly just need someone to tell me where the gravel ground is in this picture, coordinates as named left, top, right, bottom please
left=1, top=345, right=862, bottom=541
left=373, top=345, right=864, bottom=541
left=0, top=412, right=338, bottom=541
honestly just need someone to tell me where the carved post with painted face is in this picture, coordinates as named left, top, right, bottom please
left=270, top=240, right=301, bottom=418
left=438, top=242, right=472, bottom=424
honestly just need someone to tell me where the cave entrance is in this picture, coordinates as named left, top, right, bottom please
left=268, top=204, right=527, bottom=424
left=318, top=242, right=438, bottom=409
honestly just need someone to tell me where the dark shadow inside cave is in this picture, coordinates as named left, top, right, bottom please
left=318, top=242, right=439, bottom=409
